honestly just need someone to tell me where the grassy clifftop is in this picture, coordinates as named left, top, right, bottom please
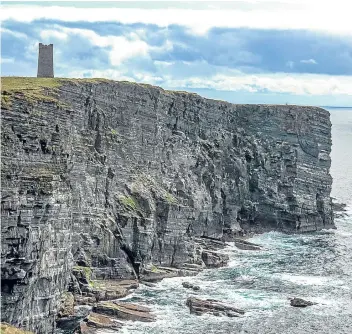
left=1, top=77, right=110, bottom=92
left=1, top=77, right=112, bottom=108
left=1, top=77, right=201, bottom=110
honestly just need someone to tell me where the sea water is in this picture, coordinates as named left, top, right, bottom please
left=105, top=108, right=352, bottom=334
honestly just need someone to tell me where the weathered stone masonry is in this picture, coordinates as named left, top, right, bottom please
left=1, top=79, right=334, bottom=332
left=37, top=43, right=54, bottom=78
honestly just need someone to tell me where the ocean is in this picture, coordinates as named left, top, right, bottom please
left=109, top=107, right=352, bottom=334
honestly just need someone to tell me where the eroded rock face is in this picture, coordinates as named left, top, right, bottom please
left=1, top=79, right=334, bottom=332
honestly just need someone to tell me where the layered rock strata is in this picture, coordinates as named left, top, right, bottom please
left=1, top=78, right=334, bottom=332
left=186, top=297, right=245, bottom=317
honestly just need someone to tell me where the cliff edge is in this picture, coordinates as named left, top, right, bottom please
left=1, top=77, right=334, bottom=332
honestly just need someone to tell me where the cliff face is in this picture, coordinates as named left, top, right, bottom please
left=1, top=78, right=334, bottom=332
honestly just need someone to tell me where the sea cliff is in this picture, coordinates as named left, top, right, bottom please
left=1, top=77, right=334, bottom=332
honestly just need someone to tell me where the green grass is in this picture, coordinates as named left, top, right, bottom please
left=73, top=265, right=94, bottom=286
left=110, top=128, right=118, bottom=136
left=119, top=195, right=138, bottom=211
left=134, top=174, right=178, bottom=205
left=0, top=76, right=202, bottom=109
left=1, top=77, right=111, bottom=92
left=164, top=192, right=178, bottom=204
left=1, top=77, right=62, bottom=91
left=0, top=77, right=111, bottom=108
left=150, top=264, right=161, bottom=273
left=1, top=77, right=61, bottom=108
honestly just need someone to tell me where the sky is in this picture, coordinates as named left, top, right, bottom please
left=1, top=0, right=352, bottom=106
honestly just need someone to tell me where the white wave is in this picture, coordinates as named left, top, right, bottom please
left=277, top=274, right=341, bottom=286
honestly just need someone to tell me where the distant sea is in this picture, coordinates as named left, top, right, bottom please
left=106, top=107, right=352, bottom=334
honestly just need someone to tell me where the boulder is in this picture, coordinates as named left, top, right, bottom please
left=186, top=297, right=245, bottom=317
left=289, top=297, right=316, bottom=307
left=86, top=312, right=123, bottom=331
left=182, top=282, right=200, bottom=291
left=201, top=251, right=229, bottom=268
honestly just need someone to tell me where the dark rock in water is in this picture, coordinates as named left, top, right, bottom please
left=197, top=237, right=230, bottom=268
left=332, top=200, right=348, bottom=218
left=1, top=78, right=334, bottom=332
left=234, top=239, right=262, bottom=250
left=182, top=282, right=200, bottom=291
left=289, top=297, right=316, bottom=307
left=332, top=200, right=347, bottom=211
left=201, top=251, right=229, bottom=268
left=182, top=282, right=193, bottom=289
left=186, top=297, right=245, bottom=317
left=94, top=302, right=155, bottom=322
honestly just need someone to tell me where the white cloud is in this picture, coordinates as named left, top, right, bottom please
left=63, top=66, right=352, bottom=97
left=154, top=60, right=174, bottom=67
left=1, top=1, right=351, bottom=36
left=40, top=30, right=68, bottom=40
left=0, top=27, right=28, bottom=39
left=300, top=59, right=318, bottom=64
left=1, top=57, right=15, bottom=64
left=168, top=73, right=352, bottom=96
left=39, top=26, right=170, bottom=65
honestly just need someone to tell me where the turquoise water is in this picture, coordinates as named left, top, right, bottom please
left=113, top=108, right=352, bottom=334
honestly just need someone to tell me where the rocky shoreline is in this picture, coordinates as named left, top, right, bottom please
left=57, top=235, right=319, bottom=333
left=56, top=236, right=231, bottom=333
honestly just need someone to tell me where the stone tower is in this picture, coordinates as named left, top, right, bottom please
left=37, top=43, right=54, bottom=78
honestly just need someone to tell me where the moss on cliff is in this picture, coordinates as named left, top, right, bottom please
left=164, top=192, right=178, bottom=204
left=72, top=265, right=96, bottom=287
left=119, top=195, right=138, bottom=211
